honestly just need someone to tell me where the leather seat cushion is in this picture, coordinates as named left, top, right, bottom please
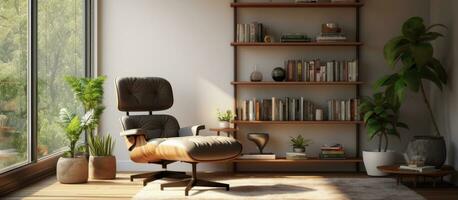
left=155, top=136, right=242, bottom=162
left=129, top=138, right=167, bottom=163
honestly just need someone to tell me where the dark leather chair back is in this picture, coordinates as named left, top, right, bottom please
left=116, top=77, right=174, bottom=112
left=116, top=77, right=179, bottom=140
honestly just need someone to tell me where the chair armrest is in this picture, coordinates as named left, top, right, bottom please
left=179, top=125, right=205, bottom=137
left=120, top=129, right=147, bottom=137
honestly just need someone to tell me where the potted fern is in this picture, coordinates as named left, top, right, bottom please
left=56, top=109, right=95, bottom=184
left=217, top=109, right=235, bottom=128
left=88, top=134, right=116, bottom=179
left=379, top=17, right=448, bottom=167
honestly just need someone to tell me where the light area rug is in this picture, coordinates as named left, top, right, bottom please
left=133, top=176, right=425, bottom=200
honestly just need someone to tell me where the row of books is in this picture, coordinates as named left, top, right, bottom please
left=327, top=99, right=361, bottom=121
left=320, top=144, right=346, bottom=160
left=236, top=97, right=318, bottom=121
left=236, top=22, right=264, bottom=43
left=284, top=59, right=358, bottom=82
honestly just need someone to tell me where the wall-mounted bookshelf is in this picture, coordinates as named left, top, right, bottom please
left=231, top=42, right=363, bottom=46
left=231, top=0, right=363, bottom=171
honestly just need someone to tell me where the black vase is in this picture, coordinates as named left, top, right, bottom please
left=406, top=136, right=446, bottom=168
left=271, top=67, right=286, bottom=82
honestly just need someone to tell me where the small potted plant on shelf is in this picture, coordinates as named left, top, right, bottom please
left=290, top=135, right=312, bottom=153
left=380, top=16, right=448, bottom=168
left=88, top=134, right=116, bottom=179
left=359, top=92, right=408, bottom=176
left=217, top=109, right=235, bottom=128
left=56, top=109, right=96, bottom=184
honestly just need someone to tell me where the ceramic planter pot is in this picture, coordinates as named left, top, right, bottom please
left=406, top=136, right=446, bottom=168
left=56, top=157, right=88, bottom=184
left=89, top=156, right=116, bottom=179
left=363, top=151, right=396, bottom=176
left=293, top=147, right=305, bottom=153
left=218, top=121, right=230, bottom=128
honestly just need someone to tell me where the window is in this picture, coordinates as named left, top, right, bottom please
left=0, top=0, right=91, bottom=173
left=0, top=0, right=29, bottom=173
left=37, top=0, right=86, bottom=158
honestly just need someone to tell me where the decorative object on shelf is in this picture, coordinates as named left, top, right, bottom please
left=0, top=115, right=7, bottom=127
left=281, top=33, right=311, bottom=43
left=403, top=153, right=426, bottom=168
left=289, top=134, right=311, bottom=153
left=217, top=109, right=235, bottom=128
left=247, top=133, right=269, bottom=154
left=271, top=67, right=286, bottom=82
left=359, top=92, right=407, bottom=176
left=264, top=35, right=274, bottom=43
left=316, top=22, right=347, bottom=42
left=250, top=65, right=263, bottom=82
left=315, top=109, right=323, bottom=121
left=379, top=17, right=448, bottom=168
left=88, top=134, right=116, bottom=179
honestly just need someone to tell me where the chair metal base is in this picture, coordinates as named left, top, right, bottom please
left=160, top=163, right=229, bottom=196
left=130, top=171, right=190, bottom=186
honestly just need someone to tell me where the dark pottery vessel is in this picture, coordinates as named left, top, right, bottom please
left=271, top=67, right=286, bottom=82
left=406, top=136, right=446, bottom=168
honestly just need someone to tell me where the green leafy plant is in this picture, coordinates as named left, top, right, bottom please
left=88, top=134, right=115, bottom=156
left=59, top=108, right=96, bottom=158
left=377, top=16, right=447, bottom=136
left=217, top=109, right=235, bottom=122
left=65, top=76, right=106, bottom=132
left=290, top=135, right=312, bottom=149
left=359, top=93, right=408, bottom=152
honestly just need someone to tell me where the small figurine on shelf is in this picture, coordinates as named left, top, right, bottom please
left=216, top=109, right=236, bottom=128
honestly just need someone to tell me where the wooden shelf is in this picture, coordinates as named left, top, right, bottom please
left=234, top=120, right=363, bottom=125
left=231, top=42, right=363, bottom=47
left=231, top=81, right=363, bottom=86
left=233, top=157, right=363, bottom=163
left=231, top=2, right=364, bottom=8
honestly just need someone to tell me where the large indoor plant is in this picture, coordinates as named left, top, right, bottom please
left=65, top=76, right=113, bottom=178
left=88, top=134, right=116, bottom=179
left=378, top=16, right=447, bottom=167
left=56, top=109, right=95, bottom=184
left=360, top=93, right=408, bottom=176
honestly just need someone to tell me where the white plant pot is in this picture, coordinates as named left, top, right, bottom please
left=363, top=151, right=397, bottom=176
left=218, top=121, right=230, bottom=128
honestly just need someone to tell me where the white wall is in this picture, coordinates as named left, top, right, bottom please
left=429, top=0, right=458, bottom=184
left=98, top=0, right=432, bottom=172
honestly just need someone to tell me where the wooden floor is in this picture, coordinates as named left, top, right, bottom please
left=4, top=172, right=457, bottom=200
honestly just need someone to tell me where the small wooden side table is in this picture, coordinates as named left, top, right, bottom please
left=209, top=128, right=238, bottom=138
left=378, top=165, right=456, bottom=187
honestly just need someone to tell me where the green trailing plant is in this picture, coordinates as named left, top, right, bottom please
left=377, top=16, right=447, bottom=136
left=59, top=108, right=96, bottom=158
left=290, top=135, right=312, bottom=149
left=359, top=93, right=408, bottom=152
left=217, top=109, right=236, bottom=122
left=88, top=134, right=115, bottom=156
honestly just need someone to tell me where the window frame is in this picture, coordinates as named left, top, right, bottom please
left=0, top=0, right=94, bottom=195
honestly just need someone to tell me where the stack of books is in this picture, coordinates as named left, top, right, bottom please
left=237, top=97, right=318, bottom=121
left=236, top=22, right=264, bottom=43
left=316, top=23, right=347, bottom=42
left=399, top=165, right=437, bottom=173
left=280, top=34, right=312, bottom=43
left=286, top=152, right=308, bottom=160
left=320, top=144, right=346, bottom=159
left=284, top=59, right=358, bottom=82
left=327, top=98, right=361, bottom=121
